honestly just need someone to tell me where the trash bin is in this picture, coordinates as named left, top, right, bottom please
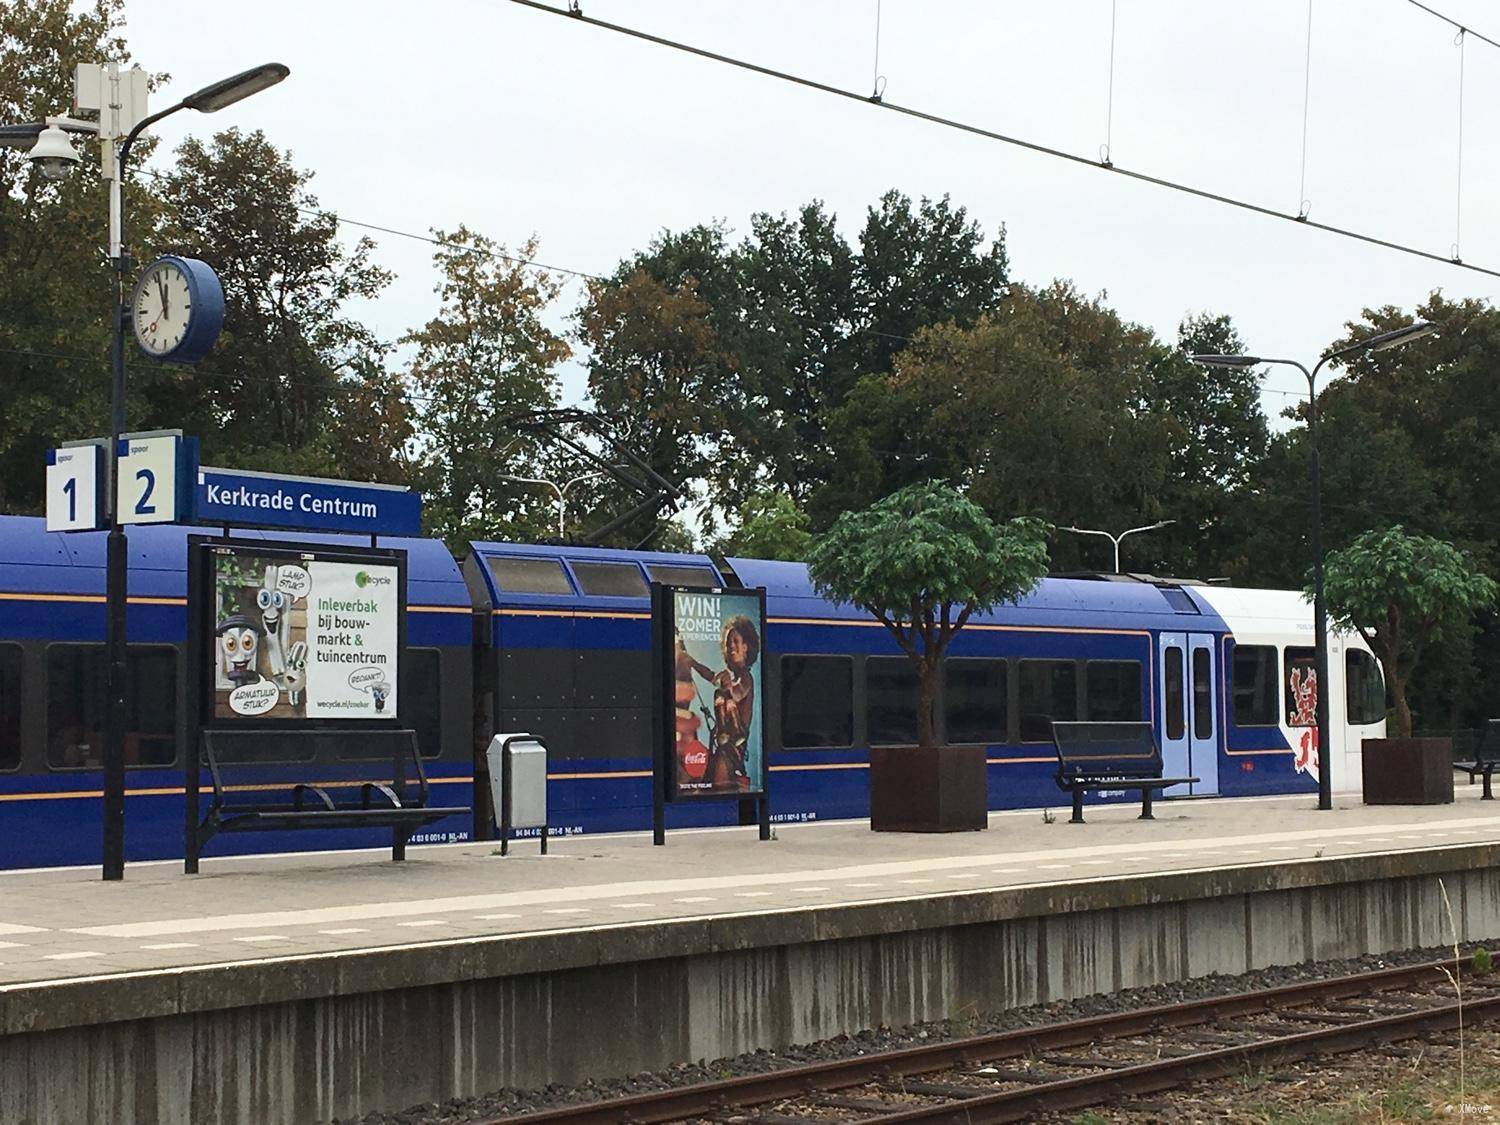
left=486, top=732, right=549, bottom=853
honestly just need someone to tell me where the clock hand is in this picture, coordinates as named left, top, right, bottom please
left=157, top=273, right=169, bottom=318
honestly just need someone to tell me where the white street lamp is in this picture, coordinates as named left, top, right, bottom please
left=502, top=470, right=613, bottom=538
left=1059, top=520, right=1175, bottom=574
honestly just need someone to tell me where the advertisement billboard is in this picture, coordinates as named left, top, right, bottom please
left=201, top=541, right=404, bottom=722
left=663, top=585, right=767, bottom=800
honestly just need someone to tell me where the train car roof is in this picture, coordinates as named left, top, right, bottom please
left=727, top=557, right=1231, bottom=633
left=469, top=540, right=725, bottom=607
left=0, top=515, right=470, bottom=607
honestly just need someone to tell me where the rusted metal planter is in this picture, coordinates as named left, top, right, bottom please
left=869, top=744, right=988, bottom=831
left=1361, top=737, right=1454, bottom=805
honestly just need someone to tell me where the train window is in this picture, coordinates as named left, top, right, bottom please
left=572, top=561, right=648, bottom=598
left=866, top=657, right=919, bottom=746
left=1085, top=661, right=1143, bottom=722
left=944, top=659, right=1007, bottom=744
left=1284, top=646, right=1316, bottom=727
left=405, top=648, right=444, bottom=758
left=46, top=644, right=177, bottom=769
left=0, top=644, right=20, bottom=770
left=1165, top=647, right=1185, bottom=740
left=647, top=564, right=719, bottom=589
left=1192, top=649, right=1212, bottom=738
left=780, top=655, right=853, bottom=748
left=1346, top=649, right=1386, bottom=726
left=486, top=556, right=573, bottom=595
left=1231, top=645, right=1278, bottom=726
left=1018, top=660, right=1078, bottom=742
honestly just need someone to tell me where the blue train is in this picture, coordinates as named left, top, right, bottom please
left=0, top=515, right=1387, bottom=869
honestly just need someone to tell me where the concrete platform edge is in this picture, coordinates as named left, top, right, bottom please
left=4, top=842, right=1497, bottom=1038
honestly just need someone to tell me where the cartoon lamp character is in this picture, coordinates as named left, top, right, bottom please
left=215, top=615, right=261, bottom=686
left=371, top=679, right=390, bottom=713
left=277, top=639, right=308, bottom=707
left=256, top=566, right=292, bottom=680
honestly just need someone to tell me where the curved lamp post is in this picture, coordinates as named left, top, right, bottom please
left=1190, top=320, right=1436, bottom=813
left=1, top=61, right=289, bottom=880
left=1059, top=520, right=1176, bottom=574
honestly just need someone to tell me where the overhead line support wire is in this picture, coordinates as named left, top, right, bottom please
left=506, top=0, right=1500, bottom=282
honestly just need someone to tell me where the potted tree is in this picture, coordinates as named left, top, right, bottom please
left=1322, top=526, right=1497, bottom=803
left=807, top=481, right=1049, bottom=831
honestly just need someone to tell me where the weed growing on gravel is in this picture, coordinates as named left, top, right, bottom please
left=1437, top=877, right=1468, bottom=1115
left=1474, top=947, right=1495, bottom=976
left=1069, top=1112, right=1109, bottom=1125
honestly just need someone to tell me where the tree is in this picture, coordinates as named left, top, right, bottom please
left=717, top=491, right=812, bottom=561
left=816, top=282, right=1177, bottom=542
left=1321, top=526, right=1497, bottom=736
left=576, top=269, right=728, bottom=544
left=0, top=0, right=154, bottom=512
left=806, top=481, right=1050, bottom=747
left=153, top=128, right=399, bottom=478
left=405, top=228, right=570, bottom=548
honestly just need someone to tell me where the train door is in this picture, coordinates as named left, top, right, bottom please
left=1187, top=634, right=1219, bottom=795
left=1159, top=633, right=1189, bottom=796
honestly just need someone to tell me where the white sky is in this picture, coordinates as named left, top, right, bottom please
left=124, top=0, right=1500, bottom=419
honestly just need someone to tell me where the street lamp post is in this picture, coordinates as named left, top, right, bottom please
left=502, top=470, right=612, bottom=538
left=1190, top=320, right=1435, bottom=813
left=1059, top=520, right=1176, bottom=574
left=2, top=61, right=288, bottom=880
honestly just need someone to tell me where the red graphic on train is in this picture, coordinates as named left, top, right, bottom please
left=1286, top=655, right=1320, bottom=778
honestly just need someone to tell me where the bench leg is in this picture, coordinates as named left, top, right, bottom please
left=1139, top=788, right=1155, bottom=820
left=393, top=825, right=408, bottom=862
left=1484, top=770, right=1494, bottom=800
left=1070, top=789, right=1085, bottom=824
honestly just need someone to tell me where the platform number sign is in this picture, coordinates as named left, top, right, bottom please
left=116, top=432, right=184, bottom=525
left=46, top=443, right=106, bottom=531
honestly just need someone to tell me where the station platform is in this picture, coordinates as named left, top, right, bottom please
left=4, top=788, right=1500, bottom=1124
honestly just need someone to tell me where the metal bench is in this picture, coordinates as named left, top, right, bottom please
left=1051, top=720, right=1198, bottom=824
left=187, top=728, right=469, bottom=870
left=1453, top=719, right=1500, bottom=800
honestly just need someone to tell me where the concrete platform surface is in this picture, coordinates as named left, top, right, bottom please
left=3, top=788, right=1498, bottom=993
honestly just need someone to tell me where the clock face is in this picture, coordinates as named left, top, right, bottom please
left=133, top=261, right=195, bottom=358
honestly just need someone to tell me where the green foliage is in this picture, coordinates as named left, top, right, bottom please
left=405, top=227, right=569, bottom=549
left=1473, top=947, right=1494, bottom=975
left=807, top=481, right=1049, bottom=746
left=1322, top=526, right=1497, bottom=736
left=718, top=492, right=813, bottom=561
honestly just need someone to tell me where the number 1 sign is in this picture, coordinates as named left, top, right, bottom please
left=45, top=442, right=106, bottom=532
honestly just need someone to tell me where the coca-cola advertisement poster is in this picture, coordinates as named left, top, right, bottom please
left=667, top=587, right=766, bottom=799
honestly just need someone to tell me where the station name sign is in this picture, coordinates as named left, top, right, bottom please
left=194, top=467, right=421, bottom=536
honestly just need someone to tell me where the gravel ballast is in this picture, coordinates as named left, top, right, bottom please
left=339, top=939, right=1500, bottom=1124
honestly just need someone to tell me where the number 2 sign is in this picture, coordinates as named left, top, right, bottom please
left=116, top=432, right=184, bottom=526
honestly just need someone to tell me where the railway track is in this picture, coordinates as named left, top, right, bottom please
left=485, top=957, right=1500, bottom=1124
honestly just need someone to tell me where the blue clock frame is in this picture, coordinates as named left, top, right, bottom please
left=131, top=255, right=226, bottom=365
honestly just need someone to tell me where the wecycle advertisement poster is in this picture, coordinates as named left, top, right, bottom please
left=209, top=545, right=401, bottom=721
left=669, top=587, right=765, bottom=798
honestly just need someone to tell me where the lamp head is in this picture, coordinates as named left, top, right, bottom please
left=1364, top=321, right=1437, bottom=353
left=27, top=123, right=79, bottom=181
left=1189, top=353, right=1261, bottom=369
left=181, top=63, right=289, bottom=113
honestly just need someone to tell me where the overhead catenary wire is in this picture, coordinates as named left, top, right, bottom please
left=1297, top=0, right=1314, bottom=218
left=506, top=0, right=1500, bottom=283
left=1453, top=26, right=1466, bottom=262
left=1405, top=0, right=1500, bottom=52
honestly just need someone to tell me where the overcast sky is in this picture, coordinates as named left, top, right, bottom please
left=124, top=0, right=1500, bottom=417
